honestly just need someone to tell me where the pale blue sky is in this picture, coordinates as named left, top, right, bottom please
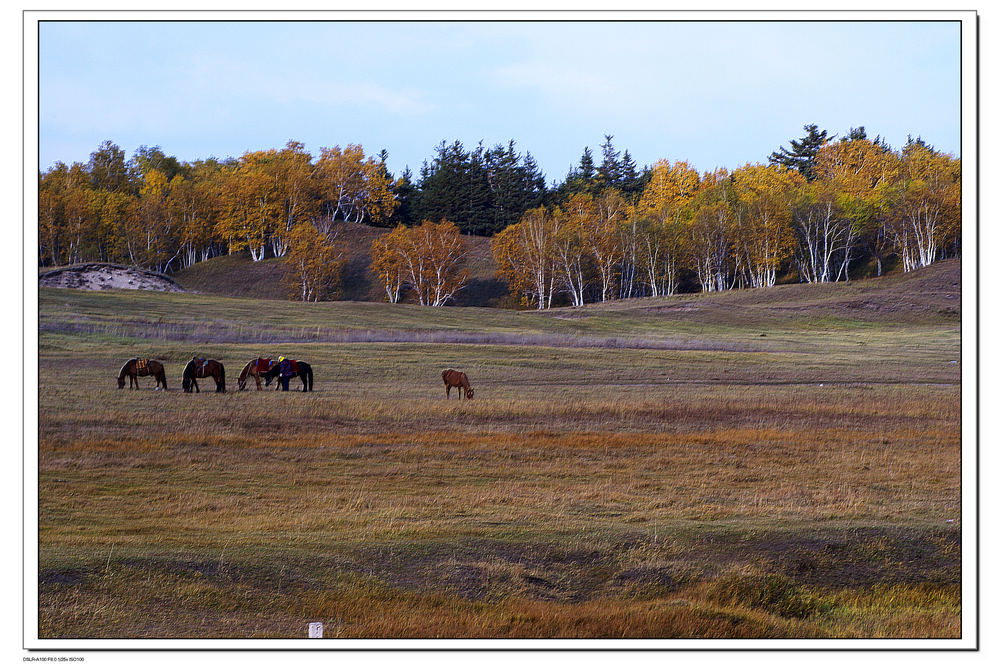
left=39, top=21, right=961, bottom=183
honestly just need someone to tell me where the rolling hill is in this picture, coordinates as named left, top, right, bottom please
left=173, top=221, right=507, bottom=306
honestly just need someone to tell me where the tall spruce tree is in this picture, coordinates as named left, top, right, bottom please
left=769, top=124, right=830, bottom=181
left=598, top=134, right=622, bottom=189
left=618, top=150, right=646, bottom=202
left=391, top=167, right=418, bottom=227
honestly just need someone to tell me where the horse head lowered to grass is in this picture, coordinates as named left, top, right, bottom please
left=182, top=357, right=226, bottom=393
left=237, top=357, right=274, bottom=391
left=262, top=359, right=314, bottom=392
left=442, top=369, right=474, bottom=399
left=117, top=357, right=167, bottom=390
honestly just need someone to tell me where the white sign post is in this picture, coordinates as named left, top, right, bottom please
left=308, top=622, right=323, bottom=639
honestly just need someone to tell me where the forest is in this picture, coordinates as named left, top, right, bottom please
left=38, top=126, right=961, bottom=307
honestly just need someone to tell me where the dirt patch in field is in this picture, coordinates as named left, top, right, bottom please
left=39, top=264, right=184, bottom=293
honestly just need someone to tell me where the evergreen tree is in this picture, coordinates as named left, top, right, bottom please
left=844, top=126, right=868, bottom=141
left=416, top=140, right=468, bottom=225
left=391, top=167, right=417, bottom=227
left=577, top=146, right=596, bottom=182
left=618, top=150, right=646, bottom=202
left=598, top=134, right=622, bottom=189
left=905, top=134, right=935, bottom=153
left=769, top=124, right=830, bottom=181
left=463, top=142, right=493, bottom=235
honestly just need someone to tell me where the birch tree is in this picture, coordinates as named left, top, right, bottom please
left=492, top=206, right=558, bottom=309
left=730, top=164, right=803, bottom=288
left=370, top=225, right=410, bottom=303
left=885, top=143, right=960, bottom=271
left=632, top=160, right=700, bottom=296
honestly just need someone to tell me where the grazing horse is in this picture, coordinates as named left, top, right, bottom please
left=182, top=357, right=226, bottom=393
left=263, top=360, right=314, bottom=392
left=442, top=369, right=474, bottom=399
left=117, top=358, right=168, bottom=390
left=237, top=357, right=275, bottom=391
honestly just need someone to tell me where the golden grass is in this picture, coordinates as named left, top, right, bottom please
left=36, top=288, right=963, bottom=639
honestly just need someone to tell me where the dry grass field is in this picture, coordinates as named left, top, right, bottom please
left=36, top=259, right=962, bottom=640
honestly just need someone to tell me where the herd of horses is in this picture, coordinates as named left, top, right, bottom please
left=115, top=357, right=474, bottom=398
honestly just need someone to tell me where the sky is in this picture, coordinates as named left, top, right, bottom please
left=38, top=20, right=962, bottom=184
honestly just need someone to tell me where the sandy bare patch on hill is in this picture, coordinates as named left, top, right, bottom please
left=39, top=264, right=184, bottom=293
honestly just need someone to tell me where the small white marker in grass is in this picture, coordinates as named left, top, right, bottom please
left=309, top=622, right=323, bottom=638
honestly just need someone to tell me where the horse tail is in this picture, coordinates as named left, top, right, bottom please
left=158, top=366, right=168, bottom=390
left=237, top=361, right=251, bottom=390
left=219, top=362, right=226, bottom=393
left=307, top=364, right=314, bottom=392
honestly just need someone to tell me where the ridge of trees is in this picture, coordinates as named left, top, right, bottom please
left=39, top=128, right=960, bottom=305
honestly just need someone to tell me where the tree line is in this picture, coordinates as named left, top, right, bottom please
left=490, top=128, right=959, bottom=309
left=39, top=126, right=960, bottom=305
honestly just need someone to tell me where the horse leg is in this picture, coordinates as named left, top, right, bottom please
left=446, top=385, right=451, bottom=398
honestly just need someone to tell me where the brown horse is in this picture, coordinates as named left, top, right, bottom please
left=182, top=357, right=226, bottom=393
left=117, top=358, right=168, bottom=390
left=237, top=357, right=275, bottom=391
left=442, top=369, right=474, bottom=399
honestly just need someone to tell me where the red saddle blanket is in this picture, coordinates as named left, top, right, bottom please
left=260, top=358, right=298, bottom=374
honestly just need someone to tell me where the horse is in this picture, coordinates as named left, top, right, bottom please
left=182, top=357, right=226, bottom=393
left=237, top=357, right=275, bottom=391
left=263, top=360, right=314, bottom=392
left=442, top=369, right=474, bottom=399
left=117, top=357, right=168, bottom=390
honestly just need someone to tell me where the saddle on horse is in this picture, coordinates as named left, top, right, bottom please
left=136, top=358, right=149, bottom=374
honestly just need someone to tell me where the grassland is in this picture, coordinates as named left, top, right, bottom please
left=36, top=259, right=962, bottom=640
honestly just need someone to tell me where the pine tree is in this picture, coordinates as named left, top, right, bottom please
left=392, top=167, right=418, bottom=227
left=619, top=150, right=644, bottom=202
left=598, top=134, right=622, bottom=189
left=844, top=127, right=868, bottom=142
left=769, top=124, right=830, bottom=181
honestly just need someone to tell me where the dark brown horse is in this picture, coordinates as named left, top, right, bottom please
left=117, top=358, right=168, bottom=390
left=442, top=369, right=474, bottom=399
left=263, top=360, right=314, bottom=392
left=237, top=357, right=275, bottom=391
left=182, top=357, right=226, bottom=393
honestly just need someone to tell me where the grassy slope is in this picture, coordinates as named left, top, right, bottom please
left=37, top=259, right=962, bottom=639
left=173, top=221, right=506, bottom=306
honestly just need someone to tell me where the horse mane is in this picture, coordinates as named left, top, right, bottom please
left=118, top=358, right=136, bottom=379
left=238, top=361, right=251, bottom=384
left=182, top=359, right=196, bottom=378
